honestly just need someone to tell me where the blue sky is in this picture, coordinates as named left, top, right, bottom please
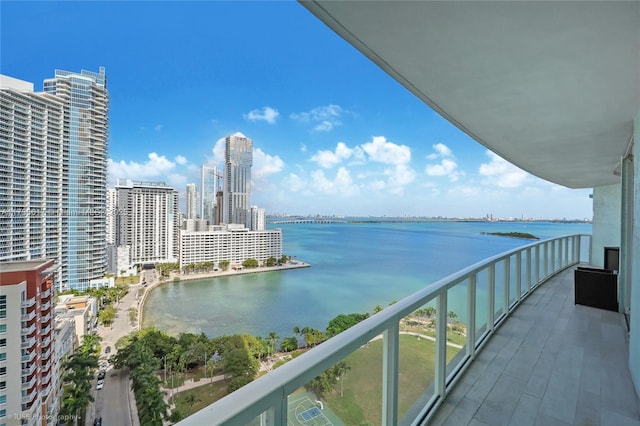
left=2, top=1, right=593, bottom=219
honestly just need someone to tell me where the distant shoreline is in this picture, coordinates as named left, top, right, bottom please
left=138, top=261, right=311, bottom=328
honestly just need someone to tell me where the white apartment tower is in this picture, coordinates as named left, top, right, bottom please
left=200, top=165, right=218, bottom=225
left=248, top=205, right=266, bottom=231
left=223, top=133, right=253, bottom=225
left=0, top=68, right=108, bottom=291
left=186, top=183, right=197, bottom=220
left=106, top=188, right=117, bottom=245
left=115, top=179, right=179, bottom=265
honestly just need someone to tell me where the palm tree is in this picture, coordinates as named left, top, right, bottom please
left=448, top=310, right=458, bottom=324
left=268, top=331, right=279, bottom=356
left=293, top=326, right=301, bottom=349
left=334, top=361, right=351, bottom=397
left=182, top=391, right=201, bottom=412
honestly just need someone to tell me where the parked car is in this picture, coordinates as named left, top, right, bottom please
left=96, top=379, right=104, bottom=390
left=105, top=346, right=111, bottom=354
left=93, top=417, right=102, bottom=426
left=97, top=370, right=106, bottom=380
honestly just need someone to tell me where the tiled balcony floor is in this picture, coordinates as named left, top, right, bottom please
left=430, top=266, right=640, bottom=426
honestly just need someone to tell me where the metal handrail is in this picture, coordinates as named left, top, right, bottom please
left=178, top=234, right=588, bottom=426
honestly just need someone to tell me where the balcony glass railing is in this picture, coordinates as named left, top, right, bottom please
left=177, top=234, right=588, bottom=426
left=21, top=298, right=36, bottom=308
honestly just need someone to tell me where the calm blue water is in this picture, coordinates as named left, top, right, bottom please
left=142, top=221, right=591, bottom=339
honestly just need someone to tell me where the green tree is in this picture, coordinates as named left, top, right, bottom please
left=182, top=391, right=201, bottom=411
left=60, top=335, right=100, bottom=425
left=219, top=260, right=230, bottom=271
left=325, top=313, right=369, bottom=338
left=267, top=331, right=279, bottom=356
left=98, top=305, right=117, bottom=326
left=242, top=258, right=259, bottom=268
left=223, top=348, right=258, bottom=381
left=280, top=336, right=298, bottom=352
left=448, top=310, right=458, bottom=323
left=265, top=257, right=277, bottom=267
left=373, top=305, right=383, bottom=314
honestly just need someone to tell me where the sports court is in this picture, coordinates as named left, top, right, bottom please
left=287, top=392, right=341, bottom=426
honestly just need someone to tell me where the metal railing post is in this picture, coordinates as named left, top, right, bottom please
left=503, top=257, right=510, bottom=314
left=516, top=252, right=522, bottom=303
left=434, top=292, right=448, bottom=398
left=382, top=322, right=399, bottom=426
left=467, top=276, right=476, bottom=359
left=488, top=264, right=495, bottom=330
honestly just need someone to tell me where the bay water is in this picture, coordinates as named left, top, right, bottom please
left=142, top=221, right=591, bottom=340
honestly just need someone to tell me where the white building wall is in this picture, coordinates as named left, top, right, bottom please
left=590, top=184, right=621, bottom=267
left=179, top=229, right=282, bottom=268
left=629, top=110, right=640, bottom=396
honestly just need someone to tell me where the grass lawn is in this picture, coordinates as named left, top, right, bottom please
left=115, top=275, right=140, bottom=285
left=172, top=381, right=229, bottom=418
left=321, top=335, right=459, bottom=425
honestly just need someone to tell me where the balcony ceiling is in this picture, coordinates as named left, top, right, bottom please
left=301, top=1, right=640, bottom=188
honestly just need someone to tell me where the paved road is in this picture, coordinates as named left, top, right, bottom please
left=89, top=367, right=133, bottom=426
left=86, top=271, right=153, bottom=426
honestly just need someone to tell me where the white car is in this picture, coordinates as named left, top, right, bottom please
left=96, top=380, right=104, bottom=390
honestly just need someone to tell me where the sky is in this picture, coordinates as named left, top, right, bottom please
left=1, top=1, right=593, bottom=220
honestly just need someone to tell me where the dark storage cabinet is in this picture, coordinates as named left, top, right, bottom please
left=574, top=266, right=618, bottom=312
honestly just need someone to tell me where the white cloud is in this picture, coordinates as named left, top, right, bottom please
left=212, top=137, right=226, bottom=165
left=108, top=152, right=176, bottom=184
left=253, top=148, right=284, bottom=179
left=425, top=143, right=463, bottom=182
left=290, top=104, right=347, bottom=132
left=361, top=136, right=411, bottom=166
left=175, top=155, right=187, bottom=165
left=310, top=167, right=358, bottom=196
left=310, top=142, right=355, bottom=168
left=479, top=151, right=528, bottom=188
left=244, top=106, right=279, bottom=124
left=426, top=143, right=452, bottom=159
left=387, top=164, right=415, bottom=187
left=285, top=173, right=307, bottom=193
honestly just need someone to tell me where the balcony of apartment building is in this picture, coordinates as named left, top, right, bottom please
left=21, top=298, right=36, bottom=309
left=177, top=235, right=638, bottom=425
left=178, top=2, right=639, bottom=425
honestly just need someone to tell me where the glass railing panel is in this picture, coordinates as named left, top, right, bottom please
left=293, top=345, right=382, bottom=425
left=399, top=303, right=436, bottom=423
left=245, top=410, right=270, bottom=426
left=445, top=283, right=467, bottom=379
left=520, top=250, right=529, bottom=296
left=475, top=269, right=489, bottom=343
left=494, top=259, right=505, bottom=320
left=508, top=254, right=518, bottom=307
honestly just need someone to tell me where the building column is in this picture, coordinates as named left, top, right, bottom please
left=630, top=110, right=640, bottom=396
left=620, top=155, right=633, bottom=315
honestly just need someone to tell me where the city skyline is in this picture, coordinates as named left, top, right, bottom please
left=2, top=1, right=594, bottom=219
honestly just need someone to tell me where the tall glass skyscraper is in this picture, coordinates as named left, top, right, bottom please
left=200, top=165, right=218, bottom=225
left=43, top=68, right=109, bottom=290
left=186, top=183, right=197, bottom=220
left=1, top=68, right=109, bottom=291
left=223, top=133, right=253, bottom=225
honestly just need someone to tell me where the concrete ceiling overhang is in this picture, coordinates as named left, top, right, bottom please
left=300, top=1, right=640, bottom=189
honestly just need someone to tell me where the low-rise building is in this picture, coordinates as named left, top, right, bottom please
left=55, top=295, right=98, bottom=342
left=179, top=226, right=282, bottom=269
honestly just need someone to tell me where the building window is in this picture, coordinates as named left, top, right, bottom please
left=0, top=367, right=5, bottom=376
left=0, top=354, right=4, bottom=362
left=0, top=340, right=4, bottom=349
left=0, top=325, right=5, bottom=334
left=0, top=395, right=5, bottom=404
left=0, top=381, right=4, bottom=390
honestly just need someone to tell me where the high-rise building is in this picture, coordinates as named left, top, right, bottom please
left=200, top=165, right=218, bottom=225
left=106, top=188, right=117, bottom=245
left=0, top=68, right=108, bottom=291
left=186, top=183, right=197, bottom=220
left=223, top=132, right=253, bottom=225
left=0, top=259, right=59, bottom=426
left=115, top=179, right=179, bottom=265
left=248, top=205, right=266, bottom=231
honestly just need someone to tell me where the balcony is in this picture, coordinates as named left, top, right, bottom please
left=41, top=348, right=51, bottom=360
left=20, top=336, right=36, bottom=349
left=21, top=363, right=37, bottom=376
left=429, top=268, right=639, bottom=425
left=177, top=234, right=635, bottom=425
left=21, top=351, right=36, bottom=362
left=21, top=387, right=38, bottom=404
left=21, top=298, right=36, bottom=308
left=41, top=288, right=51, bottom=299
left=21, top=375, right=37, bottom=390
left=41, top=300, right=51, bottom=311
left=21, top=323, right=36, bottom=335
left=21, top=310, right=35, bottom=322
